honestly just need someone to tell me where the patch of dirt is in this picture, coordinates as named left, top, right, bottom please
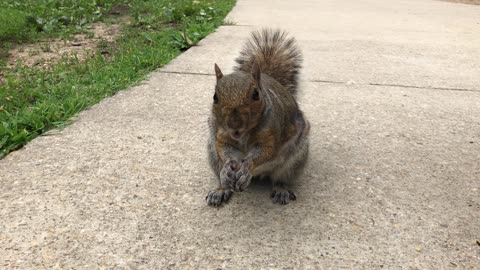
left=440, top=0, right=480, bottom=5
left=6, top=22, right=123, bottom=69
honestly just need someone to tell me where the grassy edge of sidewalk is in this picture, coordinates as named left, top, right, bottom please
left=0, top=0, right=236, bottom=158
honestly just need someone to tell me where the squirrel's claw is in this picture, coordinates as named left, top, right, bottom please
left=271, top=189, right=296, bottom=205
left=206, top=188, right=233, bottom=207
left=234, top=160, right=252, bottom=192
left=220, top=160, right=238, bottom=190
left=235, top=173, right=252, bottom=192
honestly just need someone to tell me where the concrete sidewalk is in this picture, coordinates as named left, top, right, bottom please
left=1, top=0, right=479, bottom=268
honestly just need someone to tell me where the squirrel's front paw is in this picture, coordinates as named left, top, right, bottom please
left=220, top=160, right=239, bottom=189
left=206, top=188, right=233, bottom=207
left=235, top=160, right=252, bottom=192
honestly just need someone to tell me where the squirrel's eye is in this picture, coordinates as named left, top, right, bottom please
left=213, top=93, right=218, bottom=104
left=252, top=89, right=259, bottom=101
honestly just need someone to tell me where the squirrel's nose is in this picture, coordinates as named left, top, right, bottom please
left=227, top=110, right=243, bottom=130
left=227, top=118, right=243, bottom=130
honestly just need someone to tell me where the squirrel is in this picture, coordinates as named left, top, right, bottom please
left=206, top=29, right=310, bottom=207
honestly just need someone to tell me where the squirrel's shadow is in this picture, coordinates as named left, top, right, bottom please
left=207, top=142, right=351, bottom=248
left=232, top=141, right=343, bottom=211
left=245, top=176, right=275, bottom=193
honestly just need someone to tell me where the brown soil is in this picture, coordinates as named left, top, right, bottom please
left=441, top=0, right=480, bottom=5
left=6, top=22, right=122, bottom=69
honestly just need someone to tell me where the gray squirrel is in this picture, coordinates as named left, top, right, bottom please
left=206, top=29, right=310, bottom=206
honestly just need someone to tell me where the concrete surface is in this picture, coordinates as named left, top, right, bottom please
left=1, top=0, right=480, bottom=268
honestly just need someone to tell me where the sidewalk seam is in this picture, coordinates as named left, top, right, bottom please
left=311, top=80, right=480, bottom=93
left=158, top=71, right=480, bottom=93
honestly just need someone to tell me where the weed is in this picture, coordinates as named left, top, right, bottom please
left=28, top=49, right=40, bottom=56
left=223, top=19, right=236, bottom=25
left=97, top=39, right=110, bottom=50
left=85, top=31, right=95, bottom=39
left=40, top=42, right=51, bottom=52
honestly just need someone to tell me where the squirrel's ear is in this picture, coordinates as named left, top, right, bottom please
left=214, top=63, right=223, bottom=80
left=251, top=61, right=261, bottom=82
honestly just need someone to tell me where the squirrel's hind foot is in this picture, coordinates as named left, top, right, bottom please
left=206, top=188, right=233, bottom=207
left=270, top=187, right=296, bottom=205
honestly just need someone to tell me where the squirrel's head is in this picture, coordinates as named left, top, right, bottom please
left=212, top=63, right=265, bottom=141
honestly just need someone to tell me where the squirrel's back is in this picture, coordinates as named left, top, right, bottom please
left=234, top=29, right=302, bottom=96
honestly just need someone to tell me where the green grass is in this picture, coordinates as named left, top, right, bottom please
left=0, top=0, right=118, bottom=38
left=0, top=9, right=29, bottom=41
left=0, top=0, right=235, bottom=157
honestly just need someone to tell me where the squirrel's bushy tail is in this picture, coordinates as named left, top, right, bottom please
left=235, top=29, right=302, bottom=96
